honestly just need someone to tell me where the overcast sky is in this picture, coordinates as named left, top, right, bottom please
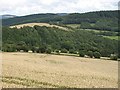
left=0, top=0, right=119, bottom=16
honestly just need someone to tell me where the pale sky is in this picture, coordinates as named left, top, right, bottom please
left=0, top=0, right=119, bottom=16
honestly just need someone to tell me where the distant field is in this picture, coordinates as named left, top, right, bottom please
left=77, top=29, right=101, bottom=33
left=80, top=29, right=117, bottom=33
left=80, top=29, right=119, bottom=40
left=66, top=24, right=80, bottom=28
left=10, top=23, right=68, bottom=31
left=2, top=52, right=118, bottom=88
left=103, top=36, right=119, bottom=40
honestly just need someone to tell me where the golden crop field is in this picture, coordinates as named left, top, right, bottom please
left=2, top=52, right=118, bottom=88
left=10, top=23, right=68, bottom=31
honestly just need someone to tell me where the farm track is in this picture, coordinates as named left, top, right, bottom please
left=3, top=76, right=69, bottom=88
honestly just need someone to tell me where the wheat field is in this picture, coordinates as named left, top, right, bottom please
left=2, top=52, right=118, bottom=88
left=10, top=23, right=68, bottom=31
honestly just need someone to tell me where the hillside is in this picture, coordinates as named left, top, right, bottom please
left=2, top=10, right=118, bottom=32
left=2, top=26, right=118, bottom=57
left=10, top=23, right=68, bottom=31
left=2, top=10, right=119, bottom=58
left=2, top=13, right=58, bottom=26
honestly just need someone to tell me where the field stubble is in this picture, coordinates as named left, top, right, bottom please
left=2, top=52, right=118, bottom=88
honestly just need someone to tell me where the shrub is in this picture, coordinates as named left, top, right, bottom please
left=79, top=50, right=87, bottom=57
left=39, top=47, right=46, bottom=53
left=5, top=47, right=16, bottom=52
left=55, top=50, right=60, bottom=54
left=3, top=44, right=16, bottom=52
left=118, top=54, right=120, bottom=58
left=69, top=49, right=77, bottom=54
left=36, top=49, right=40, bottom=53
left=22, top=46, right=29, bottom=52
left=93, top=51, right=101, bottom=58
left=110, top=54, right=118, bottom=60
left=46, top=48, right=52, bottom=54
left=87, top=51, right=93, bottom=58
left=61, top=48, right=68, bottom=53
left=31, top=46, right=39, bottom=53
left=31, top=46, right=36, bottom=53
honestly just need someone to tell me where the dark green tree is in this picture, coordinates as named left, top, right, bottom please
left=46, top=48, right=52, bottom=54
left=79, top=50, right=87, bottom=57
left=87, top=51, right=93, bottom=58
left=93, top=51, right=101, bottom=59
left=61, top=48, right=68, bottom=53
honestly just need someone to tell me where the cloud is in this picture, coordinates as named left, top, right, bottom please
left=0, top=0, right=119, bottom=16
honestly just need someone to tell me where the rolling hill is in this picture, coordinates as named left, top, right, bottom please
left=9, top=23, right=68, bottom=31
left=2, top=25, right=118, bottom=57
left=2, top=11, right=118, bottom=32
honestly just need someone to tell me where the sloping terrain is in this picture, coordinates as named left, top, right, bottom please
left=2, top=52, right=118, bottom=88
left=2, top=26, right=118, bottom=57
left=10, top=23, right=68, bottom=30
left=2, top=10, right=118, bottom=32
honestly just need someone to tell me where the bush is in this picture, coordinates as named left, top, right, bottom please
left=31, top=46, right=36, bottom=53
left=87, top=51, right=93, bottom=58
left=55, top=50, right=60, bottom=54
left=69, top=49, right=77, bottom=54
left=46, top=48, right=52, bottom=54
left=93, top=51, right=101, bottom=58
left=118, top=54, right=120, bottom=58
left=79, top=50, right=87, bottom=57
left=36, top=49, right=40, bottom=53
left=110, top=54, right=118, bottom=60
left=31, top=46, right=39, bottom=53
left=39, top=47, right=46, bottom=53
left=61, top=48, right=68, bottom=53
left=4, top=47, right=16, bottom=52
left=3, top=44, right=16, bottom=52
left=22, top=46, right=29, bottom=52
